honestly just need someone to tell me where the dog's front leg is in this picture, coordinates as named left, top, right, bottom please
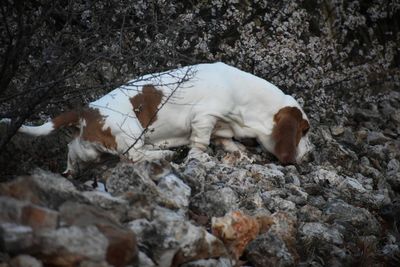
left=187, top=114, right=217, bottom=162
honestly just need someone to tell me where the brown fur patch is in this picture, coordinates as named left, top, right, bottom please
left=272, top=107, right=310, bottom=164
left=130, top=84, right=163, bottom=128
left=81, top=108, right=118, bottom=150
left=52, top=111, right=80, bottom=129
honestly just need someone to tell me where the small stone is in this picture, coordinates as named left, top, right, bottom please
left=324, top=200, right=380, bottom=235
left=131, top=218, right=228, bottom=267
left=340, top=128, right=356, bottom=145
left=190, top=187, right=238, bottom=217
left=0, top=196, right=58, bottom=230
left=105, top=162, right=159, bottom=197
left=211, top=211, right=261, bottom=260
left=391, top=110, right=400, bottom=123
left=286, top=184, right=308, bottom=205
left=37, top=225, right=109, bottom=266
left=59, top=202, right=139, bottom=267
left=262, top=192, right=297, bottom=213
left=79, top=261, right=112, bottom=267
left=298, top=205, right=322, bottom=222
left=179, top=160, right=207, bottom=195
left=10, top=254, right=43, bottom=267
left=338, top=177, right=367, bottom=194
left=180, top=258, right=233, bottom=267
left=0, top=170, right=83, bottom=209
left=247, top=164, right=285, bottom=187
left=9, top=255, right=43, bottom=267
left=299, top=222, right=343, bottom=245
left=353, top=108, right=380, bottom=122
left=0, top=223, right=33, bottom=253
left=81, top=191, right=128, bottom=222
left=312, top=169, right=344, bottom=187
left=245, top=232, right=295, bottom=267
left=366, top=131, right=390, bottom=145
left=331, top=126, right=344, bottom=136
left=157, top=173, right=191, bottom=212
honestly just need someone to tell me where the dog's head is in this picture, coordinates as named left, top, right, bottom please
left=271, top=106, right=311, bottom=165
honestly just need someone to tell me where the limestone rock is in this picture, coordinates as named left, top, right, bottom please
left=299, top=222, right=343, bottom=245
left=0, top=223, right=34, bottom=253
left=36, top=225, right=108, bottom=266
left=324, top=200, right=381, bottom=235
left=190, top=187, right=238, bottom=217
left=59, top=201, right=139, bottom=267
left=130, top=217, right=228, bottom=267
left=0, top=196, right=58, bottom=230
left=9, top=255, right=42, bottom=267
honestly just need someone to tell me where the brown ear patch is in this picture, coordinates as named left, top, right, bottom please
left=272, top=106, right=309, bottom=165
left=130, top=84, right=163, bottom=128
left=81, top=108, right=118, bottom=150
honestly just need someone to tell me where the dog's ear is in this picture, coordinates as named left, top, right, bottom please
left=272, top=107, right=308, bottom=165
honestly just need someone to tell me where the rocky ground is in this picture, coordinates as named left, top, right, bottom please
left=1, top=88, right=400, bottom=267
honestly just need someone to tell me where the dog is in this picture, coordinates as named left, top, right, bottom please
left=16, top=62, right=311, bottom=175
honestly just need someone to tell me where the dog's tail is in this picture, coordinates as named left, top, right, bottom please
left=17, top=111, right=80, bottom=136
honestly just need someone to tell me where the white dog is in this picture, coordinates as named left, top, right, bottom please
left=17, top=62, right=311, bottom=175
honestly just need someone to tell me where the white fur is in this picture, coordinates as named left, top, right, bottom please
left=18, top=122, right=55, bottom=136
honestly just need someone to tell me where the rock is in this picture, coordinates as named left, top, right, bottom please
left=130, top=217, right=228, bottom=267
left=387, top=159, right=400, bottom=190
left=324, top=200, right=381, bottom=236
left=211, top=211, right=260, bottom=260
left=0, top=196, right=58, bottom=230
left=59, top=202, right=139, bottom=267
left=245, top=211, right=298, bottom=267
left=245, top=232, right=296, bottom=267
left=366, top=131, right=390, bottom=145
left=105, top=162, right=159, bottom=197
left=262, top=192, right=296, bottom=213
left=181, top=258, right=233, bottom=267
left=391, top=110, right=400, bottom=123
left=79, top=261, right=112, bottom=267
left=338, top=177, right=367, bottom=194
left=178, top=160, right=207, bottom=195
left=330, top=126, right=345, bottom=136
left=0, top=223, right=34, bottom=253
left=246, top=164, right=286, bottom=188
left=299, top=222, right=343, bottom=245
left=190, top=187, right=238, bottom=217
left=36, top=225, right=108, bottom=266
left=353, top=108, right=380, bottom=122
left=0, top=170, right=84, bottom=209
left=157, top=173, right=191, bottom=212
left=9, top=255, right=43, bottom=267
left=81, top=191, right=128, bottom=222
left=312, top=169, right=344, bottom=187
left=285, top=184, right=308, bottom=205
left=340, top=127, right=357, bottom=145
left=298, top=205, right=322, bottom=222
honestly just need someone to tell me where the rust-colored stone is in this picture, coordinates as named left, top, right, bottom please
left=21, top=205, right=58, bottom=230
left=211, top=210, right=261, bottom=260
